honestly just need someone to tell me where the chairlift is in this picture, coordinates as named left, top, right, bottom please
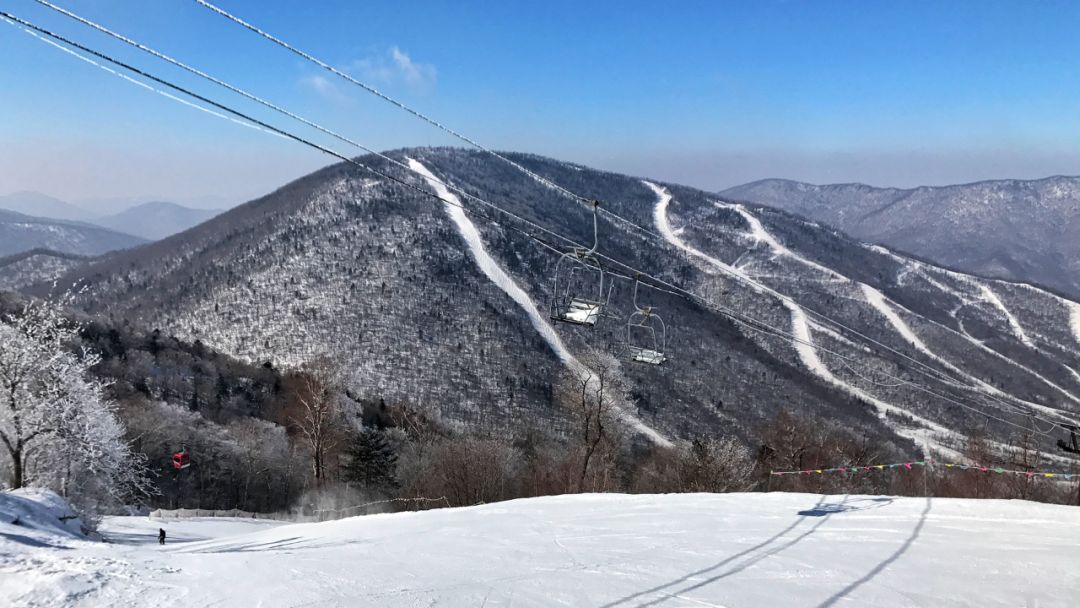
left=626, top=276, right=667, bottom=365
left=1058, top=425, right=1080, bottom=455
left=171, top=449, right=191, bottom=470
left=550, top=200, right=612, bottom=327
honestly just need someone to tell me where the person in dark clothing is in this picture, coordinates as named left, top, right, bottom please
left=158, top=528, right=166, bottom=545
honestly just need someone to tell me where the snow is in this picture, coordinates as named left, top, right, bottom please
left=410, top=159, right=671, bottom=447
left=977, top=285, right=1035, bottom=348
left=0, top=489, right=87, bottom=541
left=408, top=157, right=578, bottom=368
left=864, top=245, right=1080, bottom=410
left=4, top=490, right=1079, bottom=607
left=783, top=300, right=958, bottom=453
left=1071, top=301, right=1080, bottom=349
left=647, top=181, right=765, bottom=293
left=718, top=202, right=847, bottom=282
left=647, top=182, right=953, bottom=450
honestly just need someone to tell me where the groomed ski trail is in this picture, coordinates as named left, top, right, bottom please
left=409, top=159, right=671, bottom=447
left=977, top=284, right=1035, bottom=348
left=646, top=181, right=955, bottom=451
left=1071, top=302, right=1080, bottom=349
left=865, top=244, right=1080, bottom=409
left=717, top=202, right=847, bottom=282
left=715, top=202, right=1070, bottom=419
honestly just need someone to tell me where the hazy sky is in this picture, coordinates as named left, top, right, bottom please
left=3, top=0, right=1080, bottom=209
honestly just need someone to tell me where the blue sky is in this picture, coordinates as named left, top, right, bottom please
left=2, top=0, right=1080, bottom=208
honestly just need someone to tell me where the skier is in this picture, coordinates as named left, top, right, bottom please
left=158, top=528, right=166, bottom=545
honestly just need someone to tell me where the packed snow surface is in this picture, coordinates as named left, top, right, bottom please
left=4, top=491, right=1079, bottom=607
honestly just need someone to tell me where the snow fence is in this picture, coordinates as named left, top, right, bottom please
left=149, top=508, right=290, bottom=521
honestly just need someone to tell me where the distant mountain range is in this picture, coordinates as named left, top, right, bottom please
left=36, top=148, right=1080, bottom=459
left=93, top=202, right=222, bottom=241
left=0, top=191, right=97, bottom=222
left=0, top=209, right=146, bottom=257
left=0, top=192, right=223, bottom=254
left=720, top=176, right=1080, bottom=299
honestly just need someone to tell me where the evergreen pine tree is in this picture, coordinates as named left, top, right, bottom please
left=342, top=428, right=398, bottom=491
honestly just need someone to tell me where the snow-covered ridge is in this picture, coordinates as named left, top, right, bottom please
left=411, top=159, right=671, bottom=447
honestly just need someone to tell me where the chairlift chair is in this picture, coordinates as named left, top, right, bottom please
left=550, top=201, right=612, bottom=327
left=172, top=449, right=191, bottom=470
left=626, top=277, right=667, bottom=365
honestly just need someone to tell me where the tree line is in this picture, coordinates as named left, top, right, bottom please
left=1, top=294, right=1077, bottom=532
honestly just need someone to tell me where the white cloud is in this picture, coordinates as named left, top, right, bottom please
left=350, top=46, right=437, bottom=93
left=300, top=74, right=351, bottom=104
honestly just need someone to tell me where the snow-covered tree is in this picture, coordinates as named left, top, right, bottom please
left=0, top=298, right=151, bottom=503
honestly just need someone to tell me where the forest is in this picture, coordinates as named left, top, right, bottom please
left=2, top=292, right=1076, bottom=531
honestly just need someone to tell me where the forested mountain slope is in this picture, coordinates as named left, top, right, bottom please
left=0, top=249, right=90, bottom=290
left=720, top=176, right=1080, bottom=299
left=0, top=208, right=146, bottom=257
left=49, top=149, right=1080, bottom=458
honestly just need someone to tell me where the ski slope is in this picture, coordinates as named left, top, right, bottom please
left=3, top=490, right=1079, bottom=607
left=647, top=181, right=954, bottom=448
left=409, top=158, right=671, bottom=448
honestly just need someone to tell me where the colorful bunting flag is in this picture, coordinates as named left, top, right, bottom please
left=770, top=458, right=1076, bottom=480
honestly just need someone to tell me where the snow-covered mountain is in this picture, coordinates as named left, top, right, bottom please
left=92, top=201, right=223, bottom=241
left=49, top=149, right=1080, bottom=457
left=720, top=176, right=1080, bottom=299
left=0, top=209, right=146, bottom=257
left=0, top=249, right=90, bottom=291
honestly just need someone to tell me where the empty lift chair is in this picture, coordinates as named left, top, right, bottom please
left=550, top=200, right=611, bottom=326
left=626, top=276, right=667, bottom=365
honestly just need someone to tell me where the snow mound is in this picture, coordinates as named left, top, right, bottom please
left=0, top=489, right=87, bottom=540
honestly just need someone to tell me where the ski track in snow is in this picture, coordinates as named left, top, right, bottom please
left=717, top=202, right=848, bottom=282
left=1070, top=302, right=1080, bottom=349
left=647, top=181, right=957, bottom=452
left=716, top=202, right=1065, bottom=419
left=854, top=284, right=1074, bottom=420
left=409, top=159, right=671, bottom=447
left=866, top=244, right=1080, bottom=410
left=977, top=285, right=1035, bottom=348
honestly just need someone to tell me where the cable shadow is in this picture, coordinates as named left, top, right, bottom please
left=598, top=494, right=833, bottom=608
left=815, top=496, right=932, bottom=608
left=630, top=497, right=847, bottom=608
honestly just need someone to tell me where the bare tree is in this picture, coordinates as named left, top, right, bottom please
left=679, top=436, right=756, bottom=493
left=283, top=358, right=346, bottom=483
left=556, top=351, right=630, bottom=492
